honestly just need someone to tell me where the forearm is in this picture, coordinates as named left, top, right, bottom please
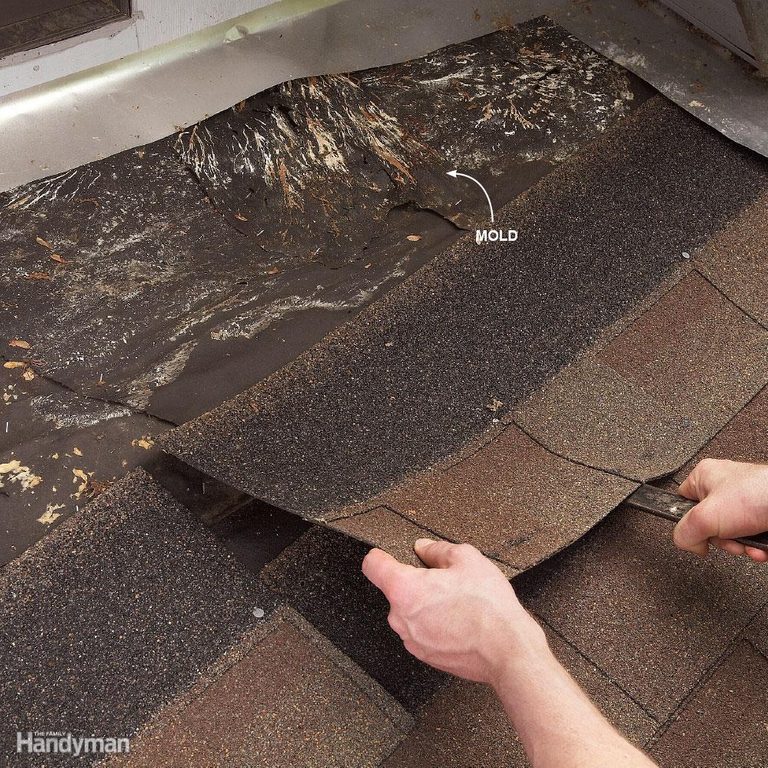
left=492, top=632, right=657, bottom=768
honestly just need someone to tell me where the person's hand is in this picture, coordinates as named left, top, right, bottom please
left=674, top=459, right=768, bottom=562
left=361, top=539, right=547, bottom=687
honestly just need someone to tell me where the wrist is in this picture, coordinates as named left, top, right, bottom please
left=487, top=612, right=551, bottom=691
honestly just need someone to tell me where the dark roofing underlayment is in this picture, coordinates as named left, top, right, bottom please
left=163, top=95, right=768, bottom=574
left=0, top=19, right=640, bottom=426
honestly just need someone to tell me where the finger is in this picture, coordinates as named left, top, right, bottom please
left=673, top=500, right=718, bottom=557
left=711, top=537, right=746, bottom=557
left=678, top=457, right=733, bottom=501
left=746, top=547, right=768, bottom=563
left=676, top=474, right=698, bottom=501
left=362, top=548, right=415, bottom=596
left=677, top=461, right=709, bottom=501
left=413, top=538, right=464, bottom=568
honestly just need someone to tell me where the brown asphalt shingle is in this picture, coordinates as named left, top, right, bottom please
left=673, top=384, right=768, bottom=483
left=649, top=642, right=768, bottom=768
left=597, top=272, right=768, bottom=427
left=694, top=192, right=768, bottom=327
left=348, top=424, right=636, bottom=573
left=109, top=607, right=411, bottom=768
left=329, top=506, right=451, bottom=570
left=515, top=507, right=768, bottom=721
left=384, top=628, right=656, bottom=768
left=517, top=272, right=768, bottom=482
left=512, top=356, right=707, bottom=481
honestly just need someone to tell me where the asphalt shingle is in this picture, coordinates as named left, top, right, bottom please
left=649, top=642, right=768, bottom=768
left=515, top=507, right=768, bottom=721
left=261, top=527, right=449, bottom=713
left=515, top=272, right=768, bottom=481
left=384, top=627, right=657, bottom=768
left=161, top=97, right=768, bottom=570
left=108, top=607, right=411, bottom=768
left=694, top=192, right=768, bottom=327
left=0, top=469, right=273, bottom=765
left=354, top=424, right=636, bottom=573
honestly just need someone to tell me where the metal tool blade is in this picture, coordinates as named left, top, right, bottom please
left=625, top=484, right=768, bottom=552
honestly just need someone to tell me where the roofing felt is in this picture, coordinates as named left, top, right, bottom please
left=162, top=95, right=768, bottom=572
left=0, top=469, right=274, bottom=765
left=0, top=20, right=638, bottom=429
left=109, top=607, right=411, bottom=768
left=178, top=18, right=642, bottom=264
left=0, top=366, right=165, bottom=565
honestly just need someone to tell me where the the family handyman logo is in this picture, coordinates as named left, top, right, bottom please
left=16, top=731, right=130, bottom=756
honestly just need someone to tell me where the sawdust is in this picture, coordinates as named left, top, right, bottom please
left=0, top=459, right=42, bottom=491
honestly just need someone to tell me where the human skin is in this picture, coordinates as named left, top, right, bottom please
left=674, top=458, right=768, bottom=561
left=362, top=540, right=657, bottom=768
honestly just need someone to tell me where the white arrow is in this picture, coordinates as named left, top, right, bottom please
left=447, top=169, right=495, bottom=224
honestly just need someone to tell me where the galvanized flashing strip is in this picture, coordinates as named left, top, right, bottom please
left=549, top=0, right=768, bottom=157
left=0, top=0, right=544, bottom=193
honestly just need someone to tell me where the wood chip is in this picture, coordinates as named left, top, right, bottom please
left=22, top=368, right=36, bottom=381
left=406, top=234, right=422, bottom=242
left=9, top=339, right=30, bottom=349
left=266, top=267, right=280, bottom=275
left=25, top=272, right=51, bottom=281
left=3, top=361, right=26, bottom=369
left=35, top=236, right=54, bottom=250
left=234, top=212, right=249, bottom=221
left=73, top=447, right=83, bottom=456
left=50, top=253, right=69, bottom=264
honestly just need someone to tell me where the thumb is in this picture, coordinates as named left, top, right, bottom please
left=414, top=538, right=460, bottom=568
left=673, top=498, right=719, bottom=557
left=362, top=548, right=414, bottom=597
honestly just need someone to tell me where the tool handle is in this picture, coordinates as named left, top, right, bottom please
left=626, top=485, right=768, bottom=553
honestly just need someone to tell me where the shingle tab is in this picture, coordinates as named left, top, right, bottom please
left=109, top=608, right=411, bottom=768
left=0, top=470, right=273, bottom=765
left=516, top=507, right=768, bottom=720
left=649, top=642, right=768, bottom=768
left=360, top=424, right=636, bottom=573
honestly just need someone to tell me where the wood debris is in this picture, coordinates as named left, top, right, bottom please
left=0, top=459, right=43, bottom=491
left=486, top=397, right=504, bottom=412
left=35, top=236, right=53, bottom=250
left=8, top=339, right=30, bottom=349
left=38, top=503, right=65, bottom=525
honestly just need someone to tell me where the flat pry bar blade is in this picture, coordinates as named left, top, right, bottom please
left=625, top=484, right=768, bottom=553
